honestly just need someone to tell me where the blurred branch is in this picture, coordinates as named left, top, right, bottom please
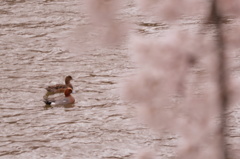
left=209, top=0, right=229, bottom=159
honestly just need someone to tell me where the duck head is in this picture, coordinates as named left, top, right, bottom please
left=65, top=76, right=73, bottom=84
left=64, top=87, right=73, bottom=97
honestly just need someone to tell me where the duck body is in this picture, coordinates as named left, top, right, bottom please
left=45, top=76, right=73, bottom=95
left=44, top=87, right=75, bottom=105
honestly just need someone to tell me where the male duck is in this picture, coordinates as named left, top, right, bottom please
left=45, top=76, right=73, bottom=96
left=44, top=87, right=75, bottom=105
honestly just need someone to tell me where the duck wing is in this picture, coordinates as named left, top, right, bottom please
left=45, top=84, right=67, bottom=93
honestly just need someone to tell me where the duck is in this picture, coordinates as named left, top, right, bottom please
left=44, top=87, right=75, bottom=105
left=45, top=76, right=73, bottom=96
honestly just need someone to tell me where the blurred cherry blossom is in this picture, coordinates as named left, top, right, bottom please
left=135, top=0, right=208, bottom=21
left=84, top=0, right=240, bottom=158
left=217, top=0, right=240, bottom=16
left=85, top=0, right=127, bottom=45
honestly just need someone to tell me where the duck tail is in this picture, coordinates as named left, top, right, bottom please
left=44, top=99, right=52, bottom=105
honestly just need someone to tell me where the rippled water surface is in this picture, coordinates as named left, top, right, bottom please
left=0, top=0, right=239, bottom=159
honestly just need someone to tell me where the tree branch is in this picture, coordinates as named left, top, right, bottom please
left=209, top=0, right=229, bottom=159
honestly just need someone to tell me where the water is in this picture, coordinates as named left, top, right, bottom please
left=0, top=1, right=174, bottom=158
left=0, top=0, right=239, bottom=159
